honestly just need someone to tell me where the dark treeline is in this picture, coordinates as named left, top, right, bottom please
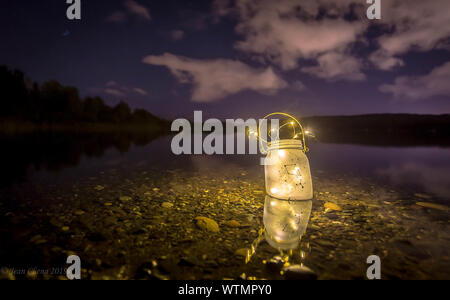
left=0, top=65, right=168, bottom=128
left=303, top=114, right=450, bottom=147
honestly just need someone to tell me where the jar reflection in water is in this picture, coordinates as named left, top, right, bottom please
left=264, top=195, right=312, bottom=250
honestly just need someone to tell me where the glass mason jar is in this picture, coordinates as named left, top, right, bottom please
left=265, top=139, right=313, bottom=200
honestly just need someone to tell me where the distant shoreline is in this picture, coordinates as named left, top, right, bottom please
left=2, top=113, right=449, bottom=148
left=0, top=120, right=170, bottom=134
left=302, top=114, right=450, bottom=147
left=302, top=113, right=450, bottom=134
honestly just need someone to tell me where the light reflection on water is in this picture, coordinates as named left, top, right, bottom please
left=1, top=133, right=449, bottom=279
left=2, top=134, right=450, bottom=200
left=263, top=195, right=312, bottom=251
left=307, top=143, right=450, bottom=200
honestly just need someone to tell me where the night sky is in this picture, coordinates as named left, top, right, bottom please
left=1, top=0, right=450, bottom=119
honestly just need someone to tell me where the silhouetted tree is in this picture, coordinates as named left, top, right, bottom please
left=83, top=96, right=108, bottom=122
left=0, top=65, right=30, bottom=118
left=131, top=109, right=160, bottom=124
left=0, top=65, right=167, bottom=127
left=110, top=101, right=132, bottom=123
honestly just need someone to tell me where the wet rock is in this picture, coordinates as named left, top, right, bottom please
left=225, top=220, right=240, bottom=228
left=314, top=239, right=334, bottom=248
left=325, top=212, right=338, bottom=220
left=112, top=207, right=126, bottom=216
left=30, top=235, right=47, bottom=245
left=195, top=217, right=220, bottom=232
left=283, top=265, right=317, bottom=280
left=266, top=256, right=285, bottom=273
left=414, top=193, right=432, bottom=200
left=75, top=210, right=85, bottom=216
left=415, top=202, right=448, bottom=211
left=353, top=216, right=366, bottom=223
left=162, top=202, right=174, bottom=209
left=204, top=260, right=219, bottom=268
left=234, top=248, right=248, bottom=257
left=324, top=202, right=342, bottom=211
left=119, top=196, right=132, bottom=202
left=308, top=224, right=320, bottom=231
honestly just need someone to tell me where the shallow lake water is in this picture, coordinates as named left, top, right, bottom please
left=0, top=133, right=449, bottom=280
left=12, top=135, right=450, bottom=202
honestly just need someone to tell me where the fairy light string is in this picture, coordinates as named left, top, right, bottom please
left=254, top=112, right=310, bottom=154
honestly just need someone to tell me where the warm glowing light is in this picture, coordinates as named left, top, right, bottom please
left=263, top=195, right=313, bottom=250
left=261, top=112, right=313, bottom=201
left=248, top=130, right=259, bottom=138
left=266, top=140, right=313, bottom=200
left=304, top=129, right=315, bottom=137
left=290, top=220, right=298, bottom=230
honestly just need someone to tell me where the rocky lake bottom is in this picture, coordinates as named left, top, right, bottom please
left=1, top=160, right=449, bottom=280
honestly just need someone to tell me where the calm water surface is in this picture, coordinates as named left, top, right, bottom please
left=1, top=132, right=449, bottom=280
left=4, top=134, right=448, bottom=201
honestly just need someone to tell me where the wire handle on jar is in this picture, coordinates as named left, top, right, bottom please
left=257, top=112, right=309, bottom=154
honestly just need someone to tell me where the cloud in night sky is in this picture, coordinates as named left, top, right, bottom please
left=107, top=0, right=151, bottom=23
left=133, top=88, right=148, bottom=96
left=106, top=11, right=127, bottom=23
left=213, top=0, right=367, bottom=75
left=104, top=88, right=126, bottom=97
left=212, top=0, right=450, bottom=79
left=137, top=0, right=450, bottom=103
left=2, top=0, right=449, bottom=117
left=379, top=62, right=450, bottom=101
left=370, top=0, right=450, bottom=70
left=124, top=0, right=151, bottom=20
left=170, top=30, right=185, bottom=41
left=291, top=81, right=306, bottom=92
left=143, top=53, right=287, bottom=102
left=301, top=52, right=366, bottom=82
left=92, top=81, right=148, bottom=98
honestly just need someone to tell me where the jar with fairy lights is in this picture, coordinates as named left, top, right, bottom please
left=259, top=113, right=313, bottom=201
